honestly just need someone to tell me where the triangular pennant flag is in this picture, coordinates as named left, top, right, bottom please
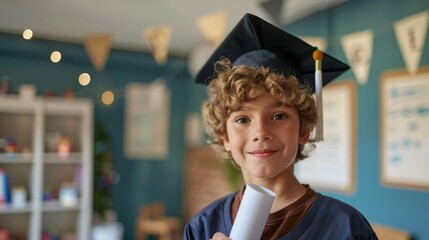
left=394, top=11, right=429, bottom=74
left=341, top=30, right=374, bottom=85
left=196, top=11, right=228, bottom=47
left=300, top=36, right=327, bottom=51
left=144, top=26, right=172, bottom=64
left=84, top=33, right=112, bottom=71
left=260, top=0, right=284, bottom=23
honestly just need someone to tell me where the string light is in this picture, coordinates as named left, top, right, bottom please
left=79, top=73, right=91, bottom=86
left=22, top=29, right=33, bottom=40
left=101, top=91, right=114, bottom=105
left=50, top=51, right=62, bottom=63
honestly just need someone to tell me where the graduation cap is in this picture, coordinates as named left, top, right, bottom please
left=195, top=13, right=349, bottom=86
left=194, top=13, right=349, bottom=141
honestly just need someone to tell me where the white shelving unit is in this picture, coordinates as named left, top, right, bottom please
left=0, top=95, right=93, bottom=240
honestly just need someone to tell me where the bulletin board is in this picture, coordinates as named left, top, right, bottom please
left=296, top=81, right=357, bottom=194
left=380, top=68, right=429, bottom=190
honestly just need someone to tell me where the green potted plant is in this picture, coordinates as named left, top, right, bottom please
left=93, top=121, right=115, bottom=222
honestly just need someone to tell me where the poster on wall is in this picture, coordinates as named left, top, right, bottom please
left=296, top=81, right=356, bottom=194
left=380, top=68, right=429, bottom=190
left=124, top=80, right=170, bottom=160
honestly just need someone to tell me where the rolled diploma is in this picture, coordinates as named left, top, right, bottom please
left=229, top=184, right=276, bottom=240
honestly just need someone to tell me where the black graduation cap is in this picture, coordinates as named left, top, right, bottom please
left=194, top=13, right=350, bottom=93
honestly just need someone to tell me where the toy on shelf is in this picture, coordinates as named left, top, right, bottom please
left=64, top=88, right=75, bottom=101
left=42, top=186, right=55, bottom=202
left=44, top=89, right=56, bottom=100
left=41, top=229, right=58, bottom=240
left=0, top=77, right=11, bottom=95
left=46, top=132, right=74, bottom=157
left=59, top=182, right=78, bottom=207
left=11, top=186, right=27, bottom=208
left=0, top=138, right=19, bottom=160
left=0, top=169, right=11, bottom=207
left=57, top=137, right=72, bottom=158
left=5, top=138, right=17, bottom=154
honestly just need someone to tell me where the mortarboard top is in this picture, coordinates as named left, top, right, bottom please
left=194, top=13, right=350, bottom=92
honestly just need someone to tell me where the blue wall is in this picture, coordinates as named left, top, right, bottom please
left=1, top=0, right=429, bottom=238
left=280, top=0, right=429, bottom=239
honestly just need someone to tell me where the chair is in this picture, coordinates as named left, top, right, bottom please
left=135, top=201, right=183, bottom=240
left=371, top=223, right=410, bottom=240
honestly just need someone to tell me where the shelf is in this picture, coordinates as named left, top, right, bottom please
left=42, top=200, right=81, bottom=212
left=0, top=152, right=83, bottom=164
left=0, top=153, right=33, bottom=163
left=0, top=203, right=32, bottom=214
left=0, top=95, right=93, bottom=240
left=44, top=152, right=82, bottom=164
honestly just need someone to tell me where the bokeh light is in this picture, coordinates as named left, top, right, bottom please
left=101, top=91, right=114, bottom=105
left=50, top=51, right=62, bottom=63
left=23, top=29, right=33, bottom=40
left=79, top=73, right=91, bottom=86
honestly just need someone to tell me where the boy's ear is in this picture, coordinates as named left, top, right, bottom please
left=223, top=135, right=231, bottom=151
left=299, top=127, right=311, bottom=144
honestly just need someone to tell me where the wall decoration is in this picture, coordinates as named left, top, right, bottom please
left=341, top=30, right=374, bottom=85
left=196, top=11, right=228, bottom=47
left=394, top=10, right=429, bottom=75
left=380, top=68, right=429, bottom=190
left=83, top=33, right=112, bottom=71
left=144, top=26, right=171, bottom=64
left=296, top=81, right=357, bottom=194
left=124, top=80, right=170, bottom=159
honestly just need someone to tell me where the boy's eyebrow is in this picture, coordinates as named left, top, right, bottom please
left=274, top=102, right=294, bottom=109
left=234, top=101, right=293, bottom=112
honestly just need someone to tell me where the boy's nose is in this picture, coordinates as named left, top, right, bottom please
left=252, top=122, right=272, bottom=142
left=252, top=135, right=271, bottom=142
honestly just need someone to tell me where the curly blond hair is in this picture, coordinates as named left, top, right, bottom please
left=202, top=58, right=317, bottom=162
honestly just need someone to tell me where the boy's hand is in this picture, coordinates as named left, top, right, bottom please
left=210, top=232, right=231, bottom=240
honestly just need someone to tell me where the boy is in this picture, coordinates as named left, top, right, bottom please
left=184, top=13, right=378, bottom=240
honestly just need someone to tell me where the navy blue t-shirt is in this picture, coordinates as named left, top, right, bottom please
left=184, top=192, right=378, bottom=240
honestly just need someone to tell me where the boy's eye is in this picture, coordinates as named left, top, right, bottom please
left=234, top=117, right=250, bottom=124
left=272, top=113, right=287, bottom=120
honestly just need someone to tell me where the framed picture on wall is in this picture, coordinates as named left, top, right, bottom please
left=380, top=68, right=429, bottom=190
left=295, top=80, right=357, bottom=194
left=124, top=80, right=170, bottom=160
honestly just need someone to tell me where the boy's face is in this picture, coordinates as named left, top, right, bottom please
left=223, top=93, right=309, bottom=182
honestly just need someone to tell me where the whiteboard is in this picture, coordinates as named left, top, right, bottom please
left=380, top=69, right=429, bottom=190
left=296, top=81, right=356, bottom=194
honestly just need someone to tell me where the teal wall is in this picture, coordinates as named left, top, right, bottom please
left=0, top=33, right=193, bottom=239
left=1, top=0, right=429, bottom=239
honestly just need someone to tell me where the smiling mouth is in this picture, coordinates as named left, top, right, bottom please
left=248, top=149, right=278, bottom=158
